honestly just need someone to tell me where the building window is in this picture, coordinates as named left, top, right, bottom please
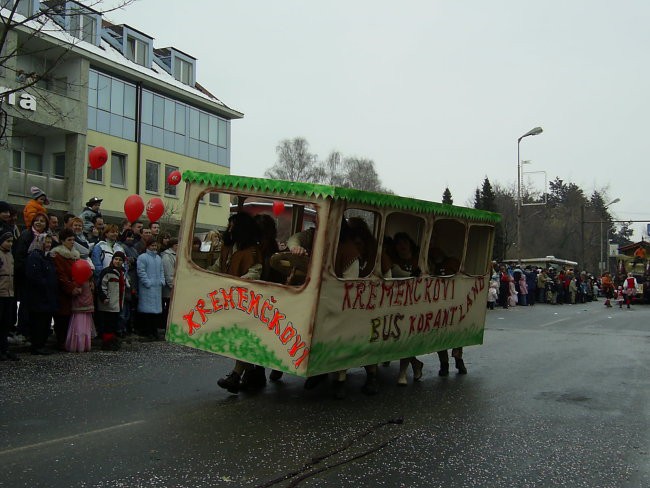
left=141, top=90, right=153, bottom=125
left=218, top=119, right=228, bottom=148
left=175, top=102, right=186, bottom=135
left=87, top=146, right=103, bottom=183
left=53, top=153, right=66, bottom=179
left=111, top=153, right=127, bottom=188
left=126, top=37, right=148, bottom=66
left=208, top=192, right=220, bottom=205
left=26, top=152, right=43, bottom=173
left=69, top=11, right=96, bottom=44
left=146, top=160, right=160, bottom=193
left=12, top=150, right=21, bottom=171
left=15, top=0, right=39, bottom=18
left=88, top=69, right=137, bottom=141
left=110, top=79, right=124, bottom=116
left=164, top=164, right=179, bottom=197
left=97, top=74, right=111, bottom=112
left=152, top=95, right=164, bottom=128
left=173, top=57, right=193, bottom=85
left=11, top=150, right=42, bottom=173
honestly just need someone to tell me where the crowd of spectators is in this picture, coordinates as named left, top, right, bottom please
left=488, top=261, right=649, bottom=309
left=0, top=187, right=177, bottom=361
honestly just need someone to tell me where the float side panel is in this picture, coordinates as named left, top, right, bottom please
left=307, top=274, right=489, bottom=374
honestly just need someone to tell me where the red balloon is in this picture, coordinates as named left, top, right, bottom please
left=71, top=259, right=92, bottom=285
left=272, top=200, right=285, bottom=216
left=146, top=197, right=165, bottom=223
left=124, top=194, right=144, bottom=223
left=89, top=146, right=108, bottom=170
left=167, top=170, right=182, bottom=186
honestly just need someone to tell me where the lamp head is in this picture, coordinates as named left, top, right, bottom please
left=607, top=198, right=621, bottom=206
left=519, top=126, right=544, bottom=141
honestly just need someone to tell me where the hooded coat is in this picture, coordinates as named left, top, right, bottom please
left=23, top=199, right=47, bottom=229
left=24, top=247, right=58, bottom=313
left=50, top=244, right=81, bottom=315
left=136, top=249, right=165, bottom=314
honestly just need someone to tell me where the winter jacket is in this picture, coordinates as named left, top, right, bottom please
left=0, top=249, right=14, bottom=297
left=121, top=241, right=139, bottom=298
left=23, top=199, right=47, bottom=229
left=71, top=280, right=94, bottom=313
left=12, top=228, right=37, bottom=280
left=73, top=233, right=92, bottom=260
left=91, top=240, right=125, bottom=279
left=24, top=249, right=58, bottom=313
left=80, top=207, right=101, bottom=235
left=161, top=247, right=176, bottom=299
left=137, top=250, right=165, bottom=314
left=97, top=266, right=126, bottom=313
left=50, top=244, right=81, bottom=315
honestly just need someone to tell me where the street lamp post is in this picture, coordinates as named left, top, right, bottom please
left=600, top=198, right=620, bottom=273
left=517, top=126, right=543, bottom=261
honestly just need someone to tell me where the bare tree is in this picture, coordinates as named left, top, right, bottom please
left=316, top=150, right=345, bottom=187
left=264, top=137, right=321, bottom=183
left=341, top=157, right=386, bottom=192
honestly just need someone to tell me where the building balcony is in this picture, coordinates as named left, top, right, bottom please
left=9, top=169, right=68, bottom=204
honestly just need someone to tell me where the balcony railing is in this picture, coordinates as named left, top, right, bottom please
left=9, top=169, right=68, bottom=203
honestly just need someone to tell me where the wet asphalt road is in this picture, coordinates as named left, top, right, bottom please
left=1, top=300, right=648, bottom=488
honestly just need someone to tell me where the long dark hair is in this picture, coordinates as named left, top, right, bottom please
left=230, top=212, right=260, bottom=250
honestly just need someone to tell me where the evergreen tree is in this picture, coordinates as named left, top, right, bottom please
left=442, top=187, right=453, bottom=204
left=480, top=178, right=497, bottom=212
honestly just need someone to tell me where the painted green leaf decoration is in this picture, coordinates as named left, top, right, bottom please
left=183, top=171, right=501, bottom=224
left=167, top=322, right=288, bottom=372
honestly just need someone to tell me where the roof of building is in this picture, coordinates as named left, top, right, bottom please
left=618, top=240, right=650, bottom=255
left=5, top=4, right=242, bottom=119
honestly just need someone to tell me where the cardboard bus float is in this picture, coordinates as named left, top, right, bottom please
left=166, top=172, right=501, bottom=377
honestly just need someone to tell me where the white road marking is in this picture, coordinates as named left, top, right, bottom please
left=0, top=420, right=145, bottom=456
left=538, top=316, right=573, bottom=327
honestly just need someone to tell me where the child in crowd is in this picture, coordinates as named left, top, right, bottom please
left=97, top=251, right=127, bottom=350
left=508, top=277, right=518, bottom=307
left=615, top=286, right=625, bottom=309
left=487, top=280, right=498, bottom=310
left=0, top=232, right=19, bottom=361
left=66, top=267, right=95, bottom=353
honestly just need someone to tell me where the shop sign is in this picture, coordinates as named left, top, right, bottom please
left=0, top=86, right=36, bottom=111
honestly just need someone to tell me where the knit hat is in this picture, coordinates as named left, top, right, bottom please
left=113, top=251, right=126, bottom=261
left=0, top=201, right=12, bottom=213
left=31, top=186, right=49, bottom=205
left=0, top=231, right=13, bottom=246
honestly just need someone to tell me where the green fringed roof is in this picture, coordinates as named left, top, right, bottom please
left=183, top=171, right=502, bottom=223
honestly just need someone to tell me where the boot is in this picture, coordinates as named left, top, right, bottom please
left=397, top=358, right=409, bottom=386
left=304, top=374, right=327, bottom=390
left=362, top=373, right=379, bottom=395
left=217, top=371, right=241, bottom=394
left=455, top=358, right=467, bottom=375
left=269, top=370, right=283, bottom=382
left=411, top=358, right=424, bottom=381
left=240, top=366, right=266, bottom=390
left=333, top=380, right=346, bottom=400
left=102, top=333, right=116, bottom=350
left=438, top=362, right=449, bottom=377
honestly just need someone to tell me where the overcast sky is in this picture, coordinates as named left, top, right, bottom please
left=109, top=0, right=650, bottom=239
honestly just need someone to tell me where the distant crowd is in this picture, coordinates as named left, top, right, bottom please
left=487, top=262, right=648, bottom=310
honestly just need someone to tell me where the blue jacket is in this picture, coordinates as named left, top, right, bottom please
left=25, top=250, right=59, bottom=313
left=136, top=250, right=165, bottom=314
